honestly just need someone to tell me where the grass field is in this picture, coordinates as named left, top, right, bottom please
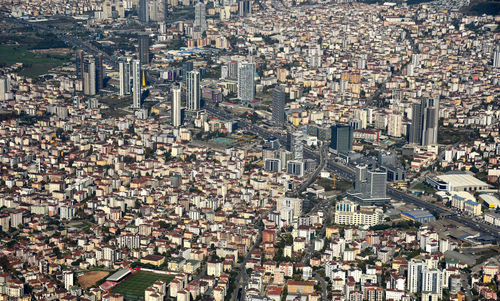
left=78, top=271, right=109, bottom=289
left=111, top=271, right=174, bottom=300
left=0, top=45, right=70, bottom=78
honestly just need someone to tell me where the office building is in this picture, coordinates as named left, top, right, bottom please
left=139, top=0, right=149, bottom=22
left=238, top=0, right=251, bottom=17
left=194, top=1, right=207, bottom=33
left=186, top=70, right=200, bottom=111
left=138, top=34, right=150, bottom=65
left=96, top=53, right=104, bottom=91
left=0, top=77, right=7, bottom=101
left=330, top=125, right=353, bottom=153
left=287, top=160, right=304, bottom=177
left=75, top=50, right=84, bottom=80
left=182, top=61, right=194, bottom=84
left=349, top=165, right=389, bottom=204
left=228, top=60, right=239, bottom=80
left=103, top=0, right=125, bottom=19
left=237, top=62, right=255, bottom=102
left=494, top=45, right=500, bottom=68
left=409, top=98, right=439, bottom=146
left=83, top=56, right=96, bottom=96
left=291, top=132, right=304, bottom=161
left=264, top=158, right=281, bottom=172
left=132, top=59, right=141, bottom=109
left=149, top=0, right=168, bottom=22
left=272, top=85, right=286, bottom=125
left=171, top=86, right=181, bottom=126
left=119, top=57, right=131, bottom=97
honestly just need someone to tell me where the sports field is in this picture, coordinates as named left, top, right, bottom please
left=110, top=271, right=174, bottom=300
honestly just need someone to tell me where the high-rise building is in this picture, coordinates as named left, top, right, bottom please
left=407, top=259, right=424, bottom=293
left=132, top=59, right=141, bottom=109
left=351, top=165, right=388, bottom=203
left=96, top=53, right=104, bottom=91
left=0, top=77, right=8, bottom=101
left=238, top=0, right=251, bottom=17
left=366, top=169, right=387, bottom=199
left=138, top=34, right=150, bottom=65
left=83, top=56, right=96, bottom=96
left=388, top=114, right=402, bottom=137
left=139, top=0, right=149, bottom=22
left=119, top=57, right=131, bottom=97
left=194, top=1, right=207, bottom=33
left=493, top=45, right=500, bottom=68
left=228, top=60, right=239, bottom=80
left=75, top=50, right=84, bottom=80
left=186, top=70, right=200, bottom=111
left=171, top=86, right=181, bottom=126
left=149, top=0, right=168, bottom=22
left=287, top=160, right=304, bottom=177
left=291, top=132, right=304, bottom=161
left=409, top=98, right=439, bottom=146
left=182, top=61, right=194, bottom=85
left=272, top=85, right=286, bottom=125
left=330, top=125, right=353, bottom=153
left=423, top=268, right=443, bottom=297
left=63, top=271, right=74, bottom=290
left=237, top=62, right=255, bottom=102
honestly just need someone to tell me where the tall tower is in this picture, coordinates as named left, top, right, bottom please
left=139, top=0, right=149, bottom=22
left=409, top=98, right=439, bottom=146
left=96, top=53, right=104, bottom=91
left=272, top=85, right=285, bottom=125
left=237, top=62, right=255, bottom=102
left=291, top=132, right=304, bottom=161
left=493, top=45, right=500, bottom=68
left=0, top=77, right=8, bottom=101
left=75, top=50, right=84, bottom=80
left=186, top=70, right=200, bottom=111
left=194, top=1, right=207, bottom=33
left=119, top=57, right=131, bottom=97
left=83, top=56, right=96, bottom=96
left=171, top=86, right=181, bottom=126
left=132, top=59, right=141, bottom=109
left=138, top=34, right=150, bottom=65
left=238, top=0, right=251, bottom=17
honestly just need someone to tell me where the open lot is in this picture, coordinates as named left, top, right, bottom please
left=78, top=271, right=109, bottom=289
left=111, top=271, right=174, bottom=300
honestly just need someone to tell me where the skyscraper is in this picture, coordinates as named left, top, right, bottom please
left=132, top=59, right=141, bottom=109
left=353, top=165, right=387, bottom=199
left=119, top=57, right=131, bottom=97
left=194, top=1, right=207, bottom=33
left=237, top=62, right=255, bottom=102
left=138, top=34, right=150, bottom=65
left=182, top=61, right=194, bottom=85
left=291, top=132, right=304, bottom=161
left=272, top=85, right=286, bottom=125
left=96, top=53, right=104, bottom=91
left=409, top=98, right=439, bottom=146
left=171, top=86, right=181, bottom=126
left=493, top=45, right=500, bottom=68
left=83, top=56, right=96, bottom=96
left=330, top=125, right=353, bottom=153
left=75, top=50, right=84, bottom=80
left=423, top=268, right=443, bottom=297
left=149, top=0, right=168, bottom=22
left=139, top=0, right=149, bottom=22
left=186, top=70, right=200, bottom=111
left=0, top=77, right=8, bottom=101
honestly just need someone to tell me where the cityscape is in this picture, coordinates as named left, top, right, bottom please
left=0, top=0, right=499, bottom=300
